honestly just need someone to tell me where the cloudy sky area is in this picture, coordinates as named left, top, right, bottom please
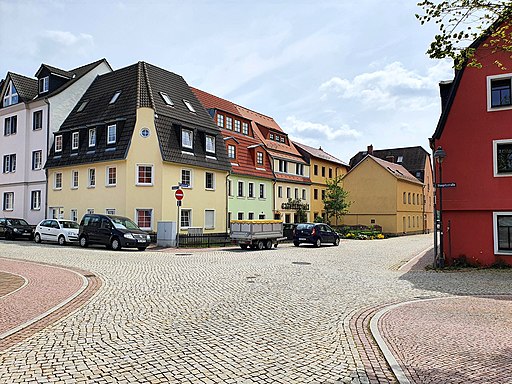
left=0, top=0, right=454, bottom=162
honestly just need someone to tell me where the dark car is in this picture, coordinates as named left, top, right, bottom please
left=293, top=223, right=340, bottom=247
left=0, top=218, right=34, bottom=240
left=78, top=214, right=151, bottom=251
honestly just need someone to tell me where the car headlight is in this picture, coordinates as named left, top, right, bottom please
left=146, top=235, right=151, bottom=241
left=124, top=233, right=135, bottom=239
left=13, top=228, right=19, bottom=233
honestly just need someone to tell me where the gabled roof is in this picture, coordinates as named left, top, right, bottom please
left=293, top=141, right=348, bottom=166
left=46, top=61, right=230, bottom=172
left=4, top=72, right=38, bottom=102
left=350, top=155, right=422, bottom=185
left=35, top=64, right=73, bottom=79
left=190, top=87, right=241, bottom=116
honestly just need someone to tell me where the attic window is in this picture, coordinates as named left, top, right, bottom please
left=109, top=91, right=121, bottom=104
left=397, top=156, right=403, bottom=163
left=39, top=77, right=49, bottom=93
left=160, top=92, right=174, bottom=106
left=77, top=100, right=89, bottom=112
left=183, top=99, right=196, bottom=113
left=3, top=81, right=18, bottom=107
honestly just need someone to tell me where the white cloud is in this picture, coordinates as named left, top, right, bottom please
left=319, top=60, right=453, bottom=111
left=284, top=116, right=361, bottom=144
left=37, top=30, right=95, bottom=58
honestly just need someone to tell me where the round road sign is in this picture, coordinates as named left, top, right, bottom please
left=175, top=189, right=184, bottom=201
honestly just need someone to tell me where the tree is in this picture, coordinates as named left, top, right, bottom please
left=283, top=198, right=308, bottom=223
left=416, top=1, right=512, bottom=69
left=323, top=176, right=351, bottom=226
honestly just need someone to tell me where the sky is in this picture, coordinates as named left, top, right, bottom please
left=0, top=0, right=455, bottom=163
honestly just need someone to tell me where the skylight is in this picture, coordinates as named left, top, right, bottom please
left=183, top=99, right=196, bottom=113
left=109, top=91, right=121, bottom=104
left=160, top=92, right=174, bottom=106
left=77, top=100, right=89, bottom=112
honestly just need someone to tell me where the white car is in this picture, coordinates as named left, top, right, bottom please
left=34, top=219, right=79, bottom=245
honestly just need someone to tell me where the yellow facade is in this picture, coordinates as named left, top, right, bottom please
left=342, top=157, right=427, bottom=234
left=47, top=108, right=228, bottom=233
left=274, top=181, right=310, bottom=222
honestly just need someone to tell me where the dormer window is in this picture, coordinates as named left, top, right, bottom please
left=183, top=99, right=196, bottom=113
left=182, top=129, right=193, bottom=149
left=109, top=91, right=121, bottom=104
left=72, top=132, right=79, bottom=150
left=228, top=145, right=236, bottom=159
left=257, top=152, right=263, bottom=165
left=3, top=81, right=18, bottom=107
left=77, top=100, right=89, bottom=112
left=217, top=114, right=224, bottom=128
left=242, top=122, right=249, bottom=135
left=206, top=135, right=215, bottom=154
left=269, top=133, right=274, bottom=140
left=280, top=137, right=285, bottom=143
left=88, top=128, right=96, bottom=147
left=55, top=135, right=63, bottom=152
left=160, top=92, right=174, bottom=106
left=234, top=120, right=240, bottom=132
left=397, top=156, right=403, bottom=163
left=107, top=124, right=116, bottom=144
left=226, top=117, right=232, bottom=130
left=39, top=77, right=49, bottom=93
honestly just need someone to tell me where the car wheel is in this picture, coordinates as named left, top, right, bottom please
left=58, top=235, right=66, bottom=246
left=240, top=244, right=248, bottom=250
left=111, top=237, right=121, bottom=251
left=257, top=240, right=264, bottom=250
left=5, top=231, right=13, bottom=240
left=293, top=241, right=300, bottom=247
left=137, top=246, right=147, bottom=251
left=315, top=238, right=321, bottom=247
left=334, top=238, right=340, bottom=246
left=34, top=233, right=42, bottom=243
left=79, top=236, right=88, bottom=248
left=265, top=240, right=273, bottom=249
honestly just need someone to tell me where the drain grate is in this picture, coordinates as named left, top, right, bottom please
left=292, top=261, right=311, bottom=265
left=175, top=253, right=192, bottom=256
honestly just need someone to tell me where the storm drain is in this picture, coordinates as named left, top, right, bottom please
left=175, top=253, right=193, bottom=256
left=292, top=261, right=311, bottom=266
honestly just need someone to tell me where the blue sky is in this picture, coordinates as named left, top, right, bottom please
left=0, top=0, right=454, bottom=162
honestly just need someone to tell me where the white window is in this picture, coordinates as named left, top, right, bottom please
left=72, top=170, right=79, bottom=189
left=248, top=182, right=254, bottom=198
left=86, top=208, right=95, bottom=214
left=205, top=210, right=215, bottom=229
left=238, top=181, right=244, bottom=197
left=3, top=154, right=16, bottom=173
left=242, top=122, right=249, bottom=135
left=217, top=114, right=224, bottom=128
left=107, top=124, right=116, bottom=144
left=296, top=163, right=304, bottom=176
left=106, top=208, right=116, bottom=215
left=137, top=165, right=153, bottom=185
left=494, top=212, right=512, bottom=254
left=488, top=74, right=512, bottom=110
left=181, top=169, right=192, bottom=188
left=228, top=179, right=233, bottom=196
left=109, top=91, right=121, bottom=104
left=3, top=81, right=18, bottom=107
left=181, top=209, right=191, bottom=228
left=3, top=192, right=14, bottom=210
left=54, top=172, right=62, bottom=189
left=206, top=135, right=215, bottom=154
left=205, top=172, right=215, bottom=190
left=72, top=132, right=79, bottom=150
left=70, top=209, right=78, bottom=222
left=248, top=212, right=254, bottom=220
left=260, top=184, right=265, bottom=199
left=257, top=152, right=264, bottom=165
left=182, top=129, right=193, bottom=149
left=228, top=145, right=236, bottom=159
left=493, top=139, right=512, bottom=177
left=33, top=110, right=43, bottom=130
left=278, top=186, right=282, bottom=198
left=183, top=99, right=196, bottom=113
left=160, top=92, right=174, bottom=106
left=136, top=209, right=152, bottom=230
left=279, top=160, right=288, bottom=173
left=88, top=168, right=96, bottom=188
left=295, top=188, right=299, bottom=199
left=226, top=117, right=232, bottom=130
left=234, top=120, right=241, bottom=132
left=237, top=212, right=244, bottom=220
left=55, top=135, right=63, bottom=152
left=4, top=116, right=17, bottom=135
left=89, top=128, right=96, bottom=147
left=286, top=187, right=291, bottom=199
left=31, top=190, right=41, bottom=210
left=39, top=76, right=49, bottom=93
left=106, top=166, right=117, bottom=186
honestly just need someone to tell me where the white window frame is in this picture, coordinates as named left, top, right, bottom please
left=228, top=145, right=236, bottom=159
left=234, top=120, right=241, bottom=132
left=182, top=129, right=193, bottom=149
left=160, top=92, right=174, bottom=106
left=493, top=212, right=512, bottom=255
left=237, top=212, right=244, bottom=220
left=55, top=135, right=63, bottom=152
left=181, top=169, right=192, bottom=188
left=242, top=122, right=249, bottom=135
left=248, top=182, right=255, bottom=198
left=89, top=128, right=96, bottom=147
left=33, top=110, right=43, bottom=130
left=3, top=154, right=16, bottom=173
left=31, top=190, right=41, bottom=210
left=3, top=192, right=14, bottom=211
left=107, top=124, right=116, bottom=144
left=54, top=172, right=62, bottom=190
left=205, top=171, right=215, bottom=190
left=183, top=99, right=196, bottom=113
left=106, top=166, right=117, bottom=187
left=257, top=152, right=264, bottom=165
left=260, top=184, right=266, bottom=199
left=70, top=209, right=78, bottom=222
left=136, top=164, right=154, bottom=186
left=204, top=209, right=215, bottom=230
left=3, top=81, right=18, bottom=107
left=228, top=179, right=233, bottom=197
left=72, top=132, right=79, bottom=150
left=217, top=114, right=224, bottom=128
left=88, top=168, right=96, bottom=188
left=181, top=209, right=192, bottom=228
left=109, top=91, right=121, bottom=104
left=39, top=76, right=49, bottom=93
left=487, top=73, right=512, bottom=111
left=237, top=181, right=244, bottom=197
left=493, top=139, right=512, bottom=177
left=136, top=208, right=152, bottom=230
left=71, top=170, right=79, bottom=189
left=226, top=116, right=233, bottom=130
left=206, top=135, right=215, bottom=154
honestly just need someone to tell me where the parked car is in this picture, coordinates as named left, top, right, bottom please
left=0, top=218, right=34, bottom=240
left=293, top=223, right=340, bottom=247
left=34, top=219, right=79, bottom=245
left=78, top=214, right=151, bottom=251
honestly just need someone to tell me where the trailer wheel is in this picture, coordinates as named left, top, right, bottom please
left=265, top=239, right=272, bottom=249
left=240, top=244, right=248, bottom=250
left=257, top=240, right=264, bottom=250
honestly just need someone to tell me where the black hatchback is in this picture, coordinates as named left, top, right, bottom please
left=79, top=214, right=151, bottom=251
left=293, top=223, right=340, bottom=247
left=0, top=218, right=34, bottom=240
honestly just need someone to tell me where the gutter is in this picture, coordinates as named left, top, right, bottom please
left=44, top=98, right=50, bottom=219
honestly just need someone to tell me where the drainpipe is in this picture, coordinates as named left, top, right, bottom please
left=226, top=170, right=231, bottom=233
left=432, top=145, right=438, bottom=268
left=44, top=98, right=50, bottom=219
left=422, top=184, right=426, bottom=234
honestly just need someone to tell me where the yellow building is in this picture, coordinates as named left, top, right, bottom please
left=294, top=142, right=349, bottom=223
left=343, top=155, right=429, bottom=234
left=45, top=62, right=231, bottom=234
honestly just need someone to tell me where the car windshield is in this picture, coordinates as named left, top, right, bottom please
left=296, top=223, right=314, bottom=230
left=7, top=219, right=29, bottom=226
left=60, top=221, right=79, bottom=229
left=111, top=217, right=140, bottom=230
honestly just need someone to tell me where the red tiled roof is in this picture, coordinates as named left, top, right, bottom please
left=190, top=87, right=241, bottom=116
left=275, top=172, right=311, bottom=184
left=370, top=155, right=423, bottom=185
left=223, top=134, right=273, bottom=179
left=266, top=149, right=306, bottom=164
left=235, top=105, right=283, bottom=132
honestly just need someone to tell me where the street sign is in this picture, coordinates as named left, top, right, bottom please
left=171, top=185, right=179, bottom=190
left=177, top=200, right=182, bottom=207
left=175, top=189, right=184, bottom=200
left=437, top=182, right=456, bottom=188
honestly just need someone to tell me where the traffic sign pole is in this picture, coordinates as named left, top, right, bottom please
left=174, top=188, right=184, bottom=248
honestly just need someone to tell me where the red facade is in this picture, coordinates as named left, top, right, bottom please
left=432, top=30, right=512, bottom=267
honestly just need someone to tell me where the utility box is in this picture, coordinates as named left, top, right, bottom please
left=157, top=221, right=177, bottom=247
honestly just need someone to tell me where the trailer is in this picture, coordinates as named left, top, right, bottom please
left=230, top=220, right=284, bottom=250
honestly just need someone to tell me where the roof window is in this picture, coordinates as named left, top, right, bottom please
left=77, top=100, right=89, bottom=112
left=183, top=99, right=196, bottom=113
left=160, top=92, right=174, bottom=106
left=109, top=91, right=121, bottom=104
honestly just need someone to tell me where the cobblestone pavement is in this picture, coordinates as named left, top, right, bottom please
left=0, top=235, right=511, bottom=383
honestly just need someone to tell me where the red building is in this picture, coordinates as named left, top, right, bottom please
left=431, top=22, right=512, bottom=267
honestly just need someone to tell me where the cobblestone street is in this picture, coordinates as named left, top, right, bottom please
left=1, top=235, right=511, bottom=383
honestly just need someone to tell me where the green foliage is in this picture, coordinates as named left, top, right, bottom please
left=416, top=1, right=512, bottom=69
left=322, top=176, right=351, bottom=226
left=286, top=198, right=308, bottom=223
left=313, top=215, right=324, bottom=223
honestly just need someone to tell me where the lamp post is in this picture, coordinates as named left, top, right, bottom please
left=434, top=146, right=446, bottom=268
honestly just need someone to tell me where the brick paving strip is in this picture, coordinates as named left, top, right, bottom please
left=372, top=295, right=512, bottom=384
left=0, top=257, right=102, bottom=351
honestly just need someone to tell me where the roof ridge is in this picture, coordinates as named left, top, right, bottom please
left=141, top=62, right=156, bottom=109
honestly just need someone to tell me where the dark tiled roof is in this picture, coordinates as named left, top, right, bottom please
left=46, top=61, right=230, bottom=172
left=7, top=72, right=38, bottom=102
left=349, top=146, right=429, bottom=181
left=37, top=64, right=73, bottom=79
left=293, top=141, right=348, bottom=166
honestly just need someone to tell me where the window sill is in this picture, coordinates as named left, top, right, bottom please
left=106, top=184, right=117, bottom=188
left=136, top=183, right=154, bottom=187
left=205, top=188, right=216, bottom=191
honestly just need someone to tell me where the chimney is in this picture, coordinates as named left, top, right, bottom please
left=386, top=155, right=395, bottom=163
left=367, top=144, right=373, bottom=155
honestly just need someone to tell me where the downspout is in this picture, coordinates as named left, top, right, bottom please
left=422, top=184, right=426, bottom=234
left=431, top=143, right=438, bottom=268
left=226, top=170, right=231, bottom=233
left=44, top=98, right=50, bottom=219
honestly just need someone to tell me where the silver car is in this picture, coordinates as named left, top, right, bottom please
left=34, top=219, right=79, bottom=245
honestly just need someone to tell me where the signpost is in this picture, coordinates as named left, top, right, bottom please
left=174, top=188, right=184, bottom=248
left=436, top=182, right=456, bottom=188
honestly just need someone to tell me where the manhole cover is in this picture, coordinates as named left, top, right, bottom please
left=292, top=261, right=311, bottom=265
